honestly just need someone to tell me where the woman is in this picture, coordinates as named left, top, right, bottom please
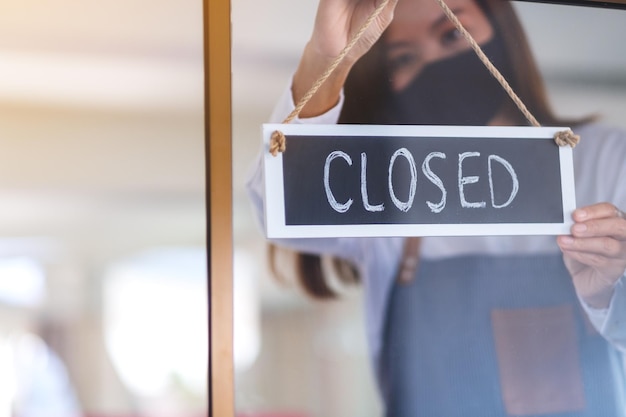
left=247, top=0, right=626, bottom=415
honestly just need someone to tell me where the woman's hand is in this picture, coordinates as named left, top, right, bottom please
left=293, top=0, right=398, bottom=117
left=310, top=0, right=397, bottom=63
left=557, top=202, right=626, bottom=309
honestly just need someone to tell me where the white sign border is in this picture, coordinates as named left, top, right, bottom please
left=262, top=123, right=576, bottom=238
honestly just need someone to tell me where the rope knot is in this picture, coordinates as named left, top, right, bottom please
left=554, top=129, right=580, bottom=148
left=270, top=130, right=287, bottom=156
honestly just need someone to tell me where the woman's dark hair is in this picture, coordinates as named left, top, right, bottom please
left=268, top=245, right=360, bottom=299
left=271, top=0, right=592, bottom=299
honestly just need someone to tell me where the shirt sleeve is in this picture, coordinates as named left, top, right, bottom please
left=573, top=123, right=626, bottom=353
left=245, top=83, right=364, bottom=264
left=269, top=80, right=345, bottom=124
left=580, top=273, right=626, bottom=353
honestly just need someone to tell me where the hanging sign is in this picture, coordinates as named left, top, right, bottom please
left=262, top=123, right=576, bottom=238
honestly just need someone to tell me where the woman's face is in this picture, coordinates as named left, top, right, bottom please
left=385, top=0, right=494, bottom=91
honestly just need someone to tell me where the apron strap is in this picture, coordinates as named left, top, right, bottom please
left=397, top=237, right=421, bottom=284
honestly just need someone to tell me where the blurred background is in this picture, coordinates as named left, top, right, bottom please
left=1, top=0, right=624, bottom=416
left=231, top=1, right=626, bottom=417
left=0, top=0, right=206, bottom=416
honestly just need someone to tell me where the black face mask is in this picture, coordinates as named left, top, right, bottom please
left=381, top=35, right=513, bottom=126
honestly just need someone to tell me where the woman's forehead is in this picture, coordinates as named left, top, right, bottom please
left=392, top=0, right=483, bottom=25
left=388, top=0, right=487, bottom=40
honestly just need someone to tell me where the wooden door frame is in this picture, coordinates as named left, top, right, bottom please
left=204, top=0, right=234, bottom=416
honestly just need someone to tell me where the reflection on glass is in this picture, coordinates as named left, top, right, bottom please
left=233, top=0, right=626, bottom=416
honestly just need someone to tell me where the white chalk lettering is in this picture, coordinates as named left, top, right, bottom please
left=323, top=148, right=520, bottom=214
left=422, top=152, right=447, bottom=214
left=388, top=148, right=417, bottom=212
left=458, top=152, right=486, bottom=209
left=324, top=151, right=353, bottom=213
left=361, top=152, right=384, bottom=212
left=488, top=154, right=519, bottom=208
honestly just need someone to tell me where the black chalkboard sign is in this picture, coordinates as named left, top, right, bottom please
left=262, top=124, right=576, bottom=238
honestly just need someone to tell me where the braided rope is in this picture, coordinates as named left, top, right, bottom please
left=269, top=0, right=579, bottom=156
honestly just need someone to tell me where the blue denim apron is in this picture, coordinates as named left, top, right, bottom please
left=380, top=254, right=626, bottom=416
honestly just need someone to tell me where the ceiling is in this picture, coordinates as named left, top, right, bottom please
left=0, top=0, right=206, bottom=263
left=0, top=0, right=203, bottom=107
